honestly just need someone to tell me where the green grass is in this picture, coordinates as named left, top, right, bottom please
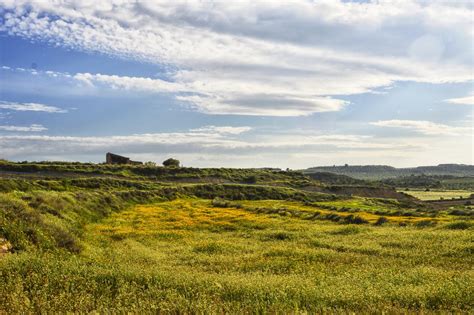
left=1, top=196, right=473, bottom=313
left=0, top=162, right=473, bottom=313
left=0, top=159, right=312, bottom=187
left=399, top=189, right=473, bottom=201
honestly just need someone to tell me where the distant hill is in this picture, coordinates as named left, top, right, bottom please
left=303, top=164, right=474, bottom=180
left=306, top=171, right=369, bottom=185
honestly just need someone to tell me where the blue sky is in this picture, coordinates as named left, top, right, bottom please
left=0, top=0, right=472, bottom=168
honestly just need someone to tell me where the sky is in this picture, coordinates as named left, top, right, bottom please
left=0, top=0, right=472, bottom=168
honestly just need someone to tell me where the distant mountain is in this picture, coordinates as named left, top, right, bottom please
left=303, top=164, right=474, bottom=180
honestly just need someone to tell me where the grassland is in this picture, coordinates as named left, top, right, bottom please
left=399, top=189, right=473, bottom=201
left=0, top=162, right=473, bottom=313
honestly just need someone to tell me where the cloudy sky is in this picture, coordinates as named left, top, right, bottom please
left=0, top=0, right=472, bottom=168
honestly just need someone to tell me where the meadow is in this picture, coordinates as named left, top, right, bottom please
left=0, top=162, right=473, bottom=313
left=399, top=189, right=473, bottom=201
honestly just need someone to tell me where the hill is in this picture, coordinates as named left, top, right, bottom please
left=0, top=160, right=473, bottom=313
left=304, top=164, right=474, bottom=180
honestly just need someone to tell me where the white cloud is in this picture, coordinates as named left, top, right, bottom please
left=190, top=125, right=252, bottom=135
left=72, top=71, right=348, bottom=116
left=0, top=1, right=472, bottom=116
left=370, top=120, right=471, bottom=136
left=1, top=124, right=470, bottom=167
left=73, top=73, right=183, bottom=93
left=445, top=94, right=474, bottom=105
left=0, top=101, right=67, bottom=113
left=0, top=126, right=418, bottom=159
left=0, top=124, right=47, bottom=132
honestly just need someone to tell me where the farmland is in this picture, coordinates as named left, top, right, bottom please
left=0, top=161, right=473, bottom=313
left=399, top=189, right=473, bottom=201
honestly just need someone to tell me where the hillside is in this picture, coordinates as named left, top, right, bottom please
left=304, top=164, right=474, bottom=180
left=1, top=161, right=473, bottom=313
left=306, top=171, right=369, bottom=185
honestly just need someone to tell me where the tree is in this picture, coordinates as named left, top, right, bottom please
left=163, top=158, right=180, bottom=168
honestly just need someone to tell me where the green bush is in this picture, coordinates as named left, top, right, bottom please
left=331, top=226, right=363, bottom=235
left=244, top=175, right=258, bottom=184
left=415, top=220, right=436, bottom=228
left=374, top=217, right=389, bottom=226
left=162, top=158, right=180, bottom=168
left=444, top=221, right=472, bottom=230
left=343, top=215, right=369, bottom=224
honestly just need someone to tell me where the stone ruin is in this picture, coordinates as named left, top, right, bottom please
left=105, top=152, right=143, bottom=165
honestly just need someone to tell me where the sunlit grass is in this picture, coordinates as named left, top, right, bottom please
left=399, top=189, right=473, bottom=201
left=57, top=198, right=472, bottom=312
left=1, top=195, right=473, bottom=312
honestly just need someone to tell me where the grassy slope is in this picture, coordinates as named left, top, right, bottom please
left=303, top=164, right=474, bottom=179
left=399, top=189, right=473, bottom=201
left=2, top=198, right=473, bottom=312
left=0, top=162, right=473, bottom=312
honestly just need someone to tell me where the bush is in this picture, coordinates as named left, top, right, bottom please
left=50, top=227, right=81, bottom=253
left=244, top=175, right=258, bottom=184
left=449, top=209, right=471, bottom=216
left=415, top=220, right=436, bottom=228
left=444, top=221, right=472, bottom=230
left=331, top=226, right=363, bottom=235
left=343, top=215, right=368, bottom=224
left=163, top=158, right=180, bottom=168
left=211, top=197, right=231, bottom=208
left=374, top=216, right=389, bottom=226
left=324, top=213, right=343, bottom=222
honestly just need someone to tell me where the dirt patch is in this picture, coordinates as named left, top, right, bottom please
left=0, top=238, right=13, bottom=255
left=324, top=185, right=415, bottom=201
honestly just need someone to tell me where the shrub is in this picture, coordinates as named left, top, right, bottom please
left=415, top=220, right=436, bottom=228
left=50, top=227, right=81, bottom=253
left=212, top=197, right=231, bottom=207
left=374, top=216, right=389, bottom=226
left=444, top=221, right=472, bottom=230
left=324, top=213, right=342, bottom=222
left=244, top=175, right=258, bottom=184
left=331, top=226, right=363, bottom=235
left=343, top=215, right=368, bottom=224
left=450, top=209, right=470, bottom=216
left=163, top=158, right=180, bottom=168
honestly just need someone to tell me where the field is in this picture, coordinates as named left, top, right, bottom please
left=399, top=189, right=473, bottom=201
left=0, top=162, right=473, bottom=313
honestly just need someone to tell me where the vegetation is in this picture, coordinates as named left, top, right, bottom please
left=304, top=164, right=474, bottom=180
left=399, top=189, right=473, bottom=201
left=162, top=158, right=180, bottom=168
left=306, top=171, right=369, bottom=185
left=0, top=159, right=311, bottom=187
left=0, top=161, right=473, bottom=312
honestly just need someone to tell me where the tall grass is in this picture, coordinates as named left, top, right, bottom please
left=1, top=197, right=473, bottom=313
